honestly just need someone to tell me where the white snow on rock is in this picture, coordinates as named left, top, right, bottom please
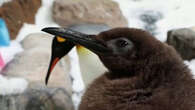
left=0, top=75, right=28, bottom=95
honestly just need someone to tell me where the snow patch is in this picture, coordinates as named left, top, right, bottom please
left=113, top=0, right=195, bottom=42
left=35, top=0, right=57, bottom=27
left=184, top=60, right=195, bottom=78
left=0, top=75, right=28, bottom=95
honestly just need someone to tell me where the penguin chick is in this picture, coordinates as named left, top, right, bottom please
left=42, top=27, right=195, bottom=110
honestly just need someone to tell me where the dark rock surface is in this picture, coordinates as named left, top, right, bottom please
left=167, top=28, right=195, bottom=60
left=0, top=0, right=41, bottom=39
left=52, top=0, right=128, bottom=28
left=140, top=10, right=163, bottom=35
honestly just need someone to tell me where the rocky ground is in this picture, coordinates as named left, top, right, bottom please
left=0, top=0, right=195, bottom=110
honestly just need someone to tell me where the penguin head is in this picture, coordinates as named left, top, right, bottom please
left=42, top=27, right=167, bottom=78
left=45, top=36, right=75, bottom=85
left=96, top=28, right=163, bottom=74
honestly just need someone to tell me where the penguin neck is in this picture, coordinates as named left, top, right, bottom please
left=139, top=60, right=191, bottom=88
left=106, top=56, right=192, bottom=90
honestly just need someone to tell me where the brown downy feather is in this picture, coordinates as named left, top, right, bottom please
left=79, top=28, right=195, bottom=110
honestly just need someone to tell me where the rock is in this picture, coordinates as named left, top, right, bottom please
left=52, top=0, right=128, bottom=28
left=167, top=28, right=195, bottom=60
left=69, top=24, right=111, bottom=34
left=139, top=10, right=163, bottom=35
left=0, top=0, right=41, bottom=39
left=0, top=87, right=74, bottom=110
left=69, top=24, right=109, bottom=85
left=21, top=33, right=53, bottom=50
left=2, top=33, right=72, bottom=95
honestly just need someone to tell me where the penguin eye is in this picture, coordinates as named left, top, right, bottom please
left=116, top=39, right=129, bottom=47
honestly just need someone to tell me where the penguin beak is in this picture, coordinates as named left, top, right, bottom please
left=45, top=36, right=75, bottom=85
left=46, top=55, right=60, bottom=85
left=42, top=27, right=111, bottom=54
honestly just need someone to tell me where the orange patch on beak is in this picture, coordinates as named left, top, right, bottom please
left=49, top=57, right=60, bottom=73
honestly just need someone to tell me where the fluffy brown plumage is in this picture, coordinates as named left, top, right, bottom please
left=79, top=28, right=195, bottom=110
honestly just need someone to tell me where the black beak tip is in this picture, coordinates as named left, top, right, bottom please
left=41, top=27, right=49, bottom=32
left=41, top=27, right=59, bottom=33
left=45, top=80, right=48, bottom=85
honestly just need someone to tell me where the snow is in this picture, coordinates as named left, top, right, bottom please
left=0, top=40, right=26, bottom=96
left=113, top=0, right=195, bottom=42
left=0, top=75, right=28, bottom=95
left=185, top=60, right=195, bottom=78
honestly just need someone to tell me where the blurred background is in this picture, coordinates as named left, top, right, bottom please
left=0, top=0, right=195, bottom=110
